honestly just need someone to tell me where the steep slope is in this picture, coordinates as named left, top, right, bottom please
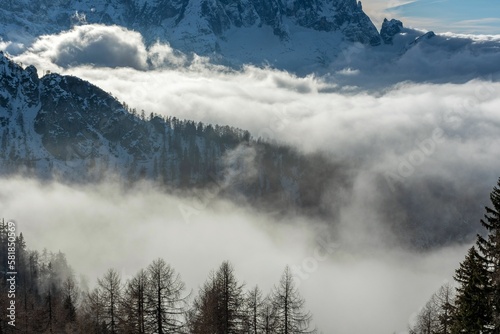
left=0, top=52, right=347, bottom=214
left=0, top=0, right=381, bottom=67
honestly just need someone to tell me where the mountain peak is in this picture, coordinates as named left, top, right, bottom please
left=380, top=18, right=403, bottom=44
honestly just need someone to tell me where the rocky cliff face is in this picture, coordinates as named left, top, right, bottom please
left=0, top=0, right=381, bottom=64
left=380, top=18, right=403, bottom=44
left=0, top=50, right=158, bottom=179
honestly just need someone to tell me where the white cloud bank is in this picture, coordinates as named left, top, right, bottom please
left=6, top=24, right=500, bottom=85
left=8, top=24, right=188, bottom=71
left=54, top=64, right=500, bottom=248
left=29, top=25, right=150, bottom=70
left=0, top=177, right=468, bottom=334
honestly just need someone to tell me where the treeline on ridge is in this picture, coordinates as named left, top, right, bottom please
left=117, top=106, right=344, bottom=215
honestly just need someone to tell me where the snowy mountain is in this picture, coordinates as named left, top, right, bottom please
left=0, top=0, right=381, bottom=67
left=0, top=51, right=346, bottom=214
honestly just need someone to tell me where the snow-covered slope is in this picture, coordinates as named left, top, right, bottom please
left=0, top=49, right=158, bottom=179
left=0, top=0, right=381, bottom=66
left=0, top=51, right=346, bottom=213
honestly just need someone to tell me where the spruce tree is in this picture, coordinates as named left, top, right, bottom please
left=477, top=178, right=500, bottom=332
left=452, top=247, right=492, bottom=334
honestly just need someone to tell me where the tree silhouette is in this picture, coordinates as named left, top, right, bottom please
left=271, top=266, right=315, bottom=334
left=145, top=258, right=188, bottom=334
left=477, top=178, right=500, bottom=332
left=452, top=247, right=492, bottom=334
left=97, top=269, right=122, bottom=334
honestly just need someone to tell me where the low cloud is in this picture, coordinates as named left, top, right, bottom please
left=6, top=24, right=500, bottom=86
left=7, top=40, right=500, bottom=246
left=5, top=24, right=193, bottom=72
left=148, top=42, right=188, bottom=68
left=55, top=64, right=500, bottom=246
left=0, top=177, right=468, bottom=334
left=25, top=25, right=149, bottom=70
left=326, top=28, right=500, bottom=87
left=5, top=25, right=189, bottom=71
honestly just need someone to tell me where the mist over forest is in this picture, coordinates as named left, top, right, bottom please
left=0, top=2, right=500, bottom=333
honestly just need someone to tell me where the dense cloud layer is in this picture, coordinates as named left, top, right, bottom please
left=27, top=25, right=150, bottom=69
left=0, top=177, right=468, bottom=334
left=327, top=27, right=500, bottom=86
left=7, top=24, right=500, bottom=85
left=54, top=63, right=500, bottom=247
left=8, top=25, right=188, bottom=70
left=5, top=25, right=500, bottom=246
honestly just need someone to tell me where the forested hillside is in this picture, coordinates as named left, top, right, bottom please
left=0, top=51, right=348, bottom=217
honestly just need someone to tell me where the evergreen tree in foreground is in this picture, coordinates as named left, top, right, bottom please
left=452, top=247, right=492, bottom=334
left=413, top=179, right=500, bottom=334
left=476, top=178, right=500, bottom=332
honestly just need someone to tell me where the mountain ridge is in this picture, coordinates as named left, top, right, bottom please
left=0, top=0, right=381, bottom=68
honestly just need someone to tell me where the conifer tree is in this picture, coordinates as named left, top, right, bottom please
left=188, top=276, right=219, bottom=334
left=410, top=299, right=438, bottom=334
left=271, top=266, right=315, bottom=334
left=452, top=247, right=492, bottom=334
left=409, top=283, right=454, bottom=334
left=122, top=269, right=149, bottom=333
left=145, top=258, right=188, bottom=334
left=261, top=296, right=278, bottom=334
left=97, top=269, right=122, bottom=334
left=215, top=261, right=246, bottom=334
left=435, top=283, right=455, bottom=334
left=245, top=286, right=264, bottom=334
left=189, top=261, right=245, bottom=334
left=476, top=178, right=500, bottom=332
left=80, top=287, right=106, bottom=334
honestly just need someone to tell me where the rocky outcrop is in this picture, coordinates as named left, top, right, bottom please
left=380, top=18, right=403, bottom=44
left=0, top=0, right=381, bottom=58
